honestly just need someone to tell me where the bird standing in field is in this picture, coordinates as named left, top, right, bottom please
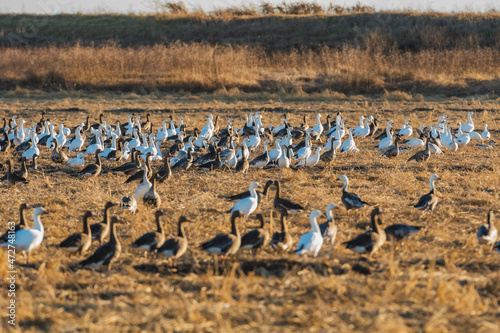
left=79, top=216, right=122, bottom=271
left=342, top=207, right=386, bottom=258
left=228, top=182, right=261, bottom=217
left=270, top=211, right=293, bottom=253
left=1, top=206, right=48, bottom=263
left=200, top=211, right=242, bottom=260
left=58, top=211, right=94, bottom=256
left=338, top=174, right=370, bottom=214
left=0, top=203, right=31, bottom=245
left=414, top=174, right=439, bottom=212
left=270, top=180, right=304, bottom=215
left=131, top=209, right=166, bottom=257
left=157, top=216, right=193, bottom=265
left=477, top=210, right=498, bottom=250
left=295, top=210, right=323, bottom=257
left=240, top=213, right=270, bottom=256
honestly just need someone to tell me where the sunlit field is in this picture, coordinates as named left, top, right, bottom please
left=0, top=93, right=499, bottom=332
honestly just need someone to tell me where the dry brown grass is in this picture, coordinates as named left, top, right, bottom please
left=0, top=94, right=499, bottom=331
left=1, top=44, right=499, bottom=96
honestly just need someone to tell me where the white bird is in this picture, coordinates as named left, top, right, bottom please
left=229, top=182, right=261, bottom=217
left=85, top=133, right=104, bottom=155
left=21, top=132, right=40, bottom=160
left=468, top=131, right=483, bottom=141
left=352, top=118, right=371, bottom=138
left=56, top=123, right=67, bottom=148
left=340, top=128, right=359, bottom=153
left=246, top=127, right=261, bottom=150
left=460, top=112, right=474, bottom=133
left=294, top=129, right=312, bottom=161
left=280, top=127, right=293, bottom=148
left=66, top=153, right=85, bottom=168
left=311, top=113, right=323, bottom=138
left=398, top=119, right=413, bottom=138
left=482, top=124, right=490, bottom=140
left=277, top=146, right=290, bottom=169
left=377, top=121, right=393, bottom=150
left=352, top=116, right=365, bottom=136
left=69, top=125, right=85, bottom=152
left=295, top=210, right=323, bottom=257
left=235, top=138, right=250, bottom=161
left=296, top=147, right=322, bottom=167
left=1, top=206, right=48, bottom=263
left=134, top=165, right=152, bottom=203
left=455, top=123, right=471, bottom=146
left=401, top=138, right=424, bottom=149
left=268, top=139, right=282, bottom=163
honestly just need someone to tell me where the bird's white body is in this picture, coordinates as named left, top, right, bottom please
left=3, top=207, right=46, bottom=258
left=230, top=182, right=260, bottom=216
left=66, top=153, right=85, bottom=167
left=295, top=210, right=323, bottom=257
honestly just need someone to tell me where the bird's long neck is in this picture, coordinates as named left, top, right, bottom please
left=274, top=182, right=281, bottom=199
left=110, top=222, right=119, bottom=245
left=83, top=215, right=91, bottom=235
left=326, top=208, right=333, bottom=223
left=343, top=178, right=349, bottom=192
left=20, top=206, right=27, bottom=226
left=429, top=178, right=435, bottom=193
left=280, top=214, right=288, bottom=233
left=231, top=215, right=239, bottom=237
left=178, top=220, right=186, bottom=238
left=156, top=215, right=163, bottom=234
left=258, top=216, right=265, bottom=229
left=104, top=207, right=111, bottom=226
left=310, top=215, right=320, bottom=233
left=33, top=210, right=44, bottom=234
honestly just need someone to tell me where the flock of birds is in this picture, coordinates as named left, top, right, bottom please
left=0, top=110, right=497, bottom=270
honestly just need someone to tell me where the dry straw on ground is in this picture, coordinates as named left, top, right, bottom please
left=0, top=94, right=499, bottom=332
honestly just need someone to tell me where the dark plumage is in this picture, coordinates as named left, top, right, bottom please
left=59, top=211, right=94, bottom=256
left=270, top=211, right=293, bottom=253
left=143, top=174, right=161, bottom=208
left=477, top=210, right=498, bottom=249
left=156, top=157, right=172, bottom=183
left=319, top=203, right=338, bottom=245
left=125, top=152, right=152, bottom=183
left=343, top=207, right=386, bottom=257
left=79, top=216, right=121, bottom=271
left=90, top=202, right=118, bottom=245
left=407, top=136, right=431, bottom=163
left=200, top=211, right=241, bottom=258
left=379, top=135, right=403, bottom=158
left=271, top=180, right=304, bottom=215
left=226, top=179, right=273, bottom=204
left=50, top=140, right=69, bottom=164
left=112, top=149, right=141, bottom=175
left=78, top=150, right=102, bottom=178
left=171, top=148, right=194, bottom=170
left=0, top=203, right=30, bottom=245
left=132, top=210, right=166, bottom=255
left=235, top=150, right=249, bottom=173
left=3, top=160, right=28, bottom=185
left=339, top=175, right=370, bottom=214
left=157, top=216, right=192, bottom=265
left=198, top=149, right=222, bottom=171
left=384, top=224, right=421, bottom=243
left=414, top=174, right=439, bottom=212
left=240, top=214, right=270, bottom=256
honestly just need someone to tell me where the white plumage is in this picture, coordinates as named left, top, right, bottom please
left=229, top=182, right=260, bottom=216
left=295, top=210, right=323, bottom=257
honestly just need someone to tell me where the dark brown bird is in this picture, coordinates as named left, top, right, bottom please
left=235, top=150, right=249, bottom=174
left=112, top=149, right=141, bottom=175
left=342, top=207, right=386, bottom=257
left=0, top=203, right=31, bottom=245
left=200, top=211, right=241, bottom=260
left=50, top=140, right=69, bottom=164
left=156, top=157, right=172, bottom=183
left=157, top=216, right=193, bottom=265
left=414, top=174, right=439, bottom=212
left=79, top=216, right=122, bottom=271
left=90, top=202, right=118, bottom=245
left=143, top=174, right=161, bottom=209
left=270, top=211, right=293, bottom=253
left=131, top=209, right=166, bottom=257
left=78, top=149, right=102, bottom=178
left=240, top=213, right=270, bottom=256
left=270, top=180, right=304, bottom=215
left=407, top=136, right=431, bottom=163
left=3, top=160, right=28, bottom=185
left=59, top=211, right=94, bottom=256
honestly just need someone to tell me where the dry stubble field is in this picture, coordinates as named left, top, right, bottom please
left=0, top=93, right=499, bottom=332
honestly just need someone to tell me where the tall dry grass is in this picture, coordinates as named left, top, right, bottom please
left=1, top=43, right=499, bottom=95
